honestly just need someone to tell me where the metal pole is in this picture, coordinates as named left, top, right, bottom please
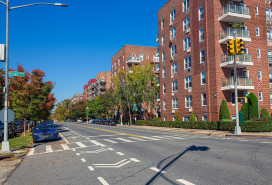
left=120, top=103, right=123, bottom=125
left=1, top=0, right=10, bottom=152
left=134, top=109, right=136, bottom=127
left=234, top=32, right=242, bottom=135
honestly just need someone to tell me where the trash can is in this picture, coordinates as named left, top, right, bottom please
left=239, top=112, right=244, bottom=123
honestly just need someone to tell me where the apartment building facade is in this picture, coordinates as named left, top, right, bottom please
left=83, top=85, right=88, bottom=101
left=71, top=94, right=84, bottom=104
left=158, top=0, right=271, bottom=121
left=95, top=71, right=112, bottom=96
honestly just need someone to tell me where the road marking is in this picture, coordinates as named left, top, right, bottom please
left=97, top=177, right=109, bottom=185
left=116, top=152, right=124, bottom=156
left=130, top=158, right=140, bottom=162
left=103, top=139, right=118, bottom=143
left=262, top=142, right=272, bottom=144
left=59, top=132, right=69, bottom=144
left=81, top=158, right=86, bottom=163
left=76, top=153, right=80, bottom=156
left=28, top=148, right=35, bottom=156
left=176, top=179, right=195, bottom=185
left=88, top=166, right=94, bottom=171
left=46, top=145, right=53, bottom=153
left=108, top=148, right=114, bottom=151
left=116, top=138, right=134, bottom=142
left=61, top=144, right=70, bottom=150
left=239, top=140, right=248, bottom=142
left=81, top=148, right=108, bottom=154
left=89, top=140, right=105, bottom=147
left=129, top=137, right=147, bottom=141
left=164, top=136, right=186, bottom=140
left=150, top=167, right=166, bottom=173
left=76, top=142, right=87, bottom=148
left=141, top=136, right=160, bottom=140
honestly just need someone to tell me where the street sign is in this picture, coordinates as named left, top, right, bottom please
left=0, top=108, right=15, bottom=123
left=0, top=44, right=5, bottom=61
left=9, top=72, right=25, bottom=77
left=133, top=107, right=138, bottom=111
left=133, top=104, right=137, bottom=107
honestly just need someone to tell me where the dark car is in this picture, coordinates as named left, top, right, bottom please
left=106, top=119, right=117, bottom=126
left=32, top=124, right=59, bottom=143
left=0, top=121, right=17, bottom=140
left=15, top=120, right=24, bottom=133
left=100, top=119, right=107, bottom=125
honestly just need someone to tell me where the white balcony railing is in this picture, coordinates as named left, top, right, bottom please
left=219, top=4, right=251, bottom=23
left=221, top=54, right=253, bottom=68
left=219, top=28, right=251, bottom=44
left=222, top=77, right=254, bottom=91
left=127, top=57, right=141, bottom=64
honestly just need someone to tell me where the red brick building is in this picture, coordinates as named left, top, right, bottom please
left=87, top=79, right=96, bottom=100
left=71, top=94, right=84, bottom=104
left=95, top=71, right=112, bottom=96
left=158, top=0, right=271, bottom=121
left=83, top=85, right=88, bottom=101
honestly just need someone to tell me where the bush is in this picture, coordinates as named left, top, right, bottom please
left=190, top=113, right=196, bottom=122
left=152, top=117, right=160, bottom=121
left=240, top=103, right=249, bottom=121
left=176, top=112, right=181, bottom=121
left=248, top=92, right=259, bottom=119
left=260, top=108, right=270, bottom=118
left=220, top=100, right=230, bottom=120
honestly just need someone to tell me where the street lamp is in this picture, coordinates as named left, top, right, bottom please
left=0, top=0, right=68, bottom=152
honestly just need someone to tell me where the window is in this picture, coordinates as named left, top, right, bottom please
left=270, top=93, right=272, bottom=105
left=200, top=50, right=205, bottom=63
left=164, top=117, right=167, bottom=121
left=172, top=98, right=178, bottom=109
left=123, top=65, right=124, bottom=70
left=267, top=29, right=272, bottom=41
left=115, top=61, right=116, bottom=68
left=199, top=7, right=203, bottom=21
left=146, top=54, right=149, bottom=59
left=268, top=50, right=272, bottom=64
left=185, top=76, right=192, bottom=89
left=201, top=72, right=206, bottom=85
left=259, top=92, right=263, bottom=101
left=162, top=52, right=165, bottom=62
left=161, top=19, right=164, bottom=30
left=183, top=116, right=189, bottom=121
left=171, top=63, right=177, bottom=74
left=185, top=96, right=192, bottom=108
left=162, top=68, right=165, bottom=78
left=266, top=8, right=272, bottom=20
left=231, top=92, right=235, bottom=104
left=173, top=117, right=176, bottom=121
left=257, top=49, right=261, bottom=58
left=139, top=54, right=143, bottom=61
left=163, top=84, right=166, bottom=94
left=231, top=115, right=236, bottom=121
left=171, top=45, right=177, bottom=57
left=242, top=69, right=249, bottom=78
left=162, top=35, right=165, bottom=46
left=183, top=0, right=189, bottom=13
left=184, top=36, right=191, bottom=50
left=199, top=28, right=204, bottom=42
left=183, top=17, right=190, bottom=32
left=258, top=70, right=262, bottom=80
left=269, top=71, right=272, bottom=83
left=255, top=6, right=259, bottom=15
left=172, top=80, right=178, bottom=92
left=132, top=53, right=136, bottom=57
left=202, top=115, right=207, bottom=121
left=123, top=54, right=124, bottom=61
left=184, top=56, right=191, bottom=70
left=256, top=27, right=260, bottom=37
left=163, top=100, right=166, bottom=110
left=170, top=27, right=176, bottom=40
left=170, top=9, right=176, bottom=23
left=118, top=58, right=120, bottom=66
left=202, top=93, right=207, bottom=106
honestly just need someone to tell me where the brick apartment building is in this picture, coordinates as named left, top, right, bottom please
left=95, top=71, right=112, bottom=96
left=71, top=94, right=84, bottom=104
left=158, top=0, right=272, bottom=121
left=87, top=79, right=96, bottom=100
left=83, top=85, right=88, bottom=101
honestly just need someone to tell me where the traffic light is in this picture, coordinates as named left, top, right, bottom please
left=227, top=39, right=235, bottom=56
left=236, top=38, right=244, bottom=55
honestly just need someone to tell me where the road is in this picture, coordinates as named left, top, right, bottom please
left=5, top=122, right=272, bottom=185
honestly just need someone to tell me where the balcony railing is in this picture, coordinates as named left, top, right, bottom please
left=220, top=28, right=250, bottom=40
left=268, top=56, right=272, bottom=62
left=219, top=4, right=249, bottom=16
left=127, top=57, right=141, bottom=64
left=221, top=54, right=252, bottom=63
left=219, top=4, right=251, bottom=23
left=153, top=56, right=159, bottom=62
left=222, top=77, right=254, bottom=90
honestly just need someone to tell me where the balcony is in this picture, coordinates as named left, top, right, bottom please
left=100, top=80, right=106, bottom=84
left=218, top=4, right=251, bottom=23
left=222, top=77, right=254, bottom=91
left=151, top=56, right=159, bottom=64
left=154, top=67, right=160, bottom=74
left=100, top=86, right=106, bottom=91
left=221, top=54, right=253, bottom=68
left=219, top=28, right=251, bottom=44
left=127, top=57, right=141, bottom=64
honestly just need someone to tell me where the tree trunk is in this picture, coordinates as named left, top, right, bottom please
left=23, top=118, right=26, bottom=136
left=28, top=121, right=30, bottom=133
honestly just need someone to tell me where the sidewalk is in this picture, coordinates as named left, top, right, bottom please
left=117, top=124, right=272, bottom=138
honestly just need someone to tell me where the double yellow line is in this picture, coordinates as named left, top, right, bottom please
left=69, top=123, right=141, bottom=137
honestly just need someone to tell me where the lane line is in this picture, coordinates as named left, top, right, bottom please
left=130, top=158, right=140, bottom=162
left=28, top=148, right=35, bottom=156
left=61, top=144, right=70, bottom=150
left=76, top=153, right=80, bottom=156
left=88, top=166, right=94, bottom=171
left=116, top=138, right=134, bottom=142
left=103, top=139, right=118, bottom=144
left=176, top=179, right=195, bottom=185
left=46, top=145, right=53, bottom=153
left=108, top=148, right=114, bottom=151
left=76, top=142, right=87, bottom=148
left=59, top=132, right=69, bottom=144
left=141, top=136, right=160, bottom=141
left=116, top=152, right=125, bottom=156
left=262, top=142, right=272, bottom=144
left=93, top=159, right=127, bottom=166
left=150, top=167, right=166, bottom=173
left=89, top=140, right=105, bottom=147
left=129, top=137, right=148, bottom=141
left=97, top=177, right=109, bottom=185
left=81, top=158, right=86, bottom=163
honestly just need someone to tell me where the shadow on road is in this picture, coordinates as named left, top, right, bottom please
left=145, top=145, right=210, bottom=185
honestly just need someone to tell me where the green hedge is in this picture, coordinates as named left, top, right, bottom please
left=135, top=120, right=272, bottom=132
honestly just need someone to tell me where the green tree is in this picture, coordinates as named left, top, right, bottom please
left=247, top=92, right=259, bottom=119
left=176, top=112, right=181, bottom=121
left=219, top=100, right=230, bottom=120
left=100, top=90, right=117, bottom=118
left=0, top=68, right=5, bottom=110
left=52, top=99, right=71, bottom=122
left=86, top=96, right=105, bottom=118
left=260, top=108, right=270, bottom=118
left=70, top=101, right=86, bottom=119
left=240, top=103, right=249, bottom=121
left=190, top=113, right=196, bottom=122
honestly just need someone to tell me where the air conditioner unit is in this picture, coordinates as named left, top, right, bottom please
left=187, top=48, right=191, bottom=53
left=172, top=92, right=175, bottom=96
left=171, top=74, right=174, bottom=78
left=188, top=68, right=191, bottom=72
left=188, top=88, right=192, bottom=93
left=269, top=21, right=272, bottom=25
left=172, top=110, right=175, bottom=114
left=170, top=56, right=174, bottom=61
left=170, top=22, right=173, bottom=26
left=270, top=84, right=272, bottom=89
left=189, top=108, right=193, bottom=112
left=186, top=28, right=190, bottom=33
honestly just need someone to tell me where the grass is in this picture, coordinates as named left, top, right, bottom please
left=0, top=132, right=33, bottom=151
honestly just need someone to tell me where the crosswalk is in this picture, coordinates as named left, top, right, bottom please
left=27, top=135, right=189, bottom=156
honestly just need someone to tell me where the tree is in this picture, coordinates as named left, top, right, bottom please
left=70, top=101, right=86, bottom=119
left=247, top=92, right=258, bottom=119
left=52, top=99, right=71, bottom=122
left=176, top=112, right=181, bottom=121
left=240, top=103, right=249, bottom=121
left=260, top=108, right=270, bottom=118
left=86, top=96, right=105, bottom=118
left=100, top=90, right=117, bottom=118
left=190, top=113, right=196, bottom=122
left=0, top=68, right=5, bottom=110
left=219, top=100, right=230, bottom=120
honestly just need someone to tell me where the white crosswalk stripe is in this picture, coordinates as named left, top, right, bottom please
left=46, top=145, right=53, bottom=153
left=61, top=144, right=70, bottom=150
left=89, top=140, right=105, bottom=147
left=76, top=142, right=87, bottom=148
left=103, top=139, right=118, bottom=144
left=116, top=138, right=135, bottom=142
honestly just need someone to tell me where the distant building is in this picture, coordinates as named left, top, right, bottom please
left=83, top=85, right=88, bottom=101
left=71, top=94, right=84, bottom=104
left=87, top=79, right=96, bottom=100
left=95, top=71, right=112, bottom=96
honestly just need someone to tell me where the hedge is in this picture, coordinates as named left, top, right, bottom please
left=135, top=120, right=272, bottom=132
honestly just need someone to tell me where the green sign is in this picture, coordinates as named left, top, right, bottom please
left=133, top=107, right=138, bottom=111
left=9, top=72, right=25, bottom=77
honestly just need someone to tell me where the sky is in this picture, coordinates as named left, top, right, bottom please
left=0, top=0, right=166, bottom=103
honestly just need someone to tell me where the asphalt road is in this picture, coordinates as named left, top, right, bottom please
left=5, top=122, right=272, bottom=185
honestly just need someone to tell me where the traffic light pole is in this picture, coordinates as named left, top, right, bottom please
left=234, top=34, right=242, bottom=135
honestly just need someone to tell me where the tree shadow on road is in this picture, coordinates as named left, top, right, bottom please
left=145, top=145, right=210, bottom=185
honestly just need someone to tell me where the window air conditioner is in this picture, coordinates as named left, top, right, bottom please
left=188, top=88, right=192, bottom=93
left=172, top=110, right=175, bottom=114
left=189, top=108, right=193, bottom=112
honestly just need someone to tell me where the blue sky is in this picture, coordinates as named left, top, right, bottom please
left=0, top=0, right=166, bottom=103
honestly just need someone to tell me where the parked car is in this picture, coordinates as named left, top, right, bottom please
left=106, top=119, right=117, bottom=126
left=32, top=123, right=59, bottom=143
left=14, top=120, right=24, bottom=133
left=77, top=119, right=83, bottom=123
left=0, top=121, right=17, bottom=140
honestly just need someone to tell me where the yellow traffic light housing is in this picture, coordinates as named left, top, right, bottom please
left=236, top=38, right=244, bottom=55
left=238, top=97, right=248, bottom=104
left=227, top=39, right=235, bottom=56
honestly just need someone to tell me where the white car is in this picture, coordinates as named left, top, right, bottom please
left=77, top=119, right=83, bottom=123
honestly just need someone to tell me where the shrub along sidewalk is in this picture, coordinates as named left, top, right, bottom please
left=0, top=132, right=33, bottom=152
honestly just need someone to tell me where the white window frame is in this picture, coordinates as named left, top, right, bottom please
left=199, top=7, right=203, bottom=21
left=184, top=56, right=191, bottom=70
left=255, top=6, right=259, bottom=15
left=171, top=63, right=177, bottom=74
left=139, top=54, right=143, bottom=61
left=118, top=58, right=120, bottom=66
left=202, top=115, right=207, bottom=121
left=171, top=45, right=177, bottom=57
left=270, top=93, right=272, bottom=106
left=185, top=76, right=192, bottom=89
left=257, top=49, right=261, bottom=58
left=146, top=54, right=149, bottom=59
left=163, top=100, right=166, bottom=110
left=162, top=52, right=165, bottom=62
left=172, top=98, right=178, bottom=109
left=183, top=0, right=189, bottom=13
left=162, top=35, right=165, bottom=46
left=259, top=91, right=263, bottom=101
left=258, top=70, right=262, bottom=80
left=170, top=9, right=176, bottom=23
left=163, top=84, right=166, bottom=94
left=202, top=93, right=207, bottom=106
left=199, top=28, right=204, bottom=42
left=256, top=27, right=260, bottom=37
left=183, top=116, right=190, bottom=121
left=161, top=19, right=164, bottom=30
left=172, top=80, right=178, bottom=92
left=200, top=50, right=205, bottom=63
left=184, top=36, right=191, bottom=50
left=185, top=96, right=192, bottom=108
left=170, top=27, right=176, bottom=40
left=201, top=72, right=206, bottom=85
left=162, top=68, right=165, bottom=78
left=183, top=17, right=190, bottom=32
left=173, top=117, right=176, bottom=121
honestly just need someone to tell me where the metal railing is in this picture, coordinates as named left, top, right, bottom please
left=219, top=4, right=250, bottom=17
left=222, top=77, right=253, bottom=87
left=268, top=56, right=272, bottom=62
left=220, top=28, right=250, bottom=40
left=221, top=54, right=252, bottom=63
left=153, top=56, right=159, bottom=62
left=127, top=57, right=141, bottom=62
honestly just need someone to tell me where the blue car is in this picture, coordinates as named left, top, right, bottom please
left=32, top=124, right=59, bottom=143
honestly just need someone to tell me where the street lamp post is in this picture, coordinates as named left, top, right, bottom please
left=0, top=0, right=68, bottom=152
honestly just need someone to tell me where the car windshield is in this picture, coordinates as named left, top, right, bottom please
left=34, top=125, right=55, bottom=131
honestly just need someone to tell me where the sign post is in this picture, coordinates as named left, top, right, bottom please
left=133, top=104, right=138, bottom=127
left=0, top=108, right=15, bottom=152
